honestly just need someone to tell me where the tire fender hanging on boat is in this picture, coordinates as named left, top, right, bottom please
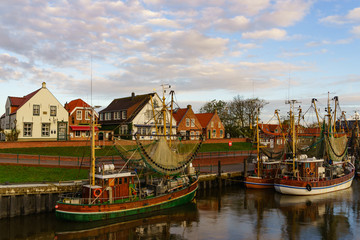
left=306, top=184, right=312, bottom=191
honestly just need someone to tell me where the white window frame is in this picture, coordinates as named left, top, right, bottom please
left=100, top=113, right=103, bottom=121
left=186, top=118, right=190, bottom=127
left=76, top=110, right=82, bottom=120
left=33, top=105, right=40, bottom=116
left=122, top=110, right=126, bottom=120
left=211, top=121, right=214, bottom=128
left=23, top=123, right=32, bottom=137
left=191, top=118, right=195, bottom=127
left=41, top=123, right=50, bottom=137
left=218, top=122, right=221, bottom=128
left=85, top=110, right=91, bottom=120
left=50, top=106, right=57, bottom=116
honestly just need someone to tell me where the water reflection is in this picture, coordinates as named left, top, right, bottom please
left=1, top=180, right=360, bottom=239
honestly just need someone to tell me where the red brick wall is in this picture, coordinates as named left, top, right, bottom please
left=205, top=112, right=225, bottom=139
left=177, top=107, right=202, bottom=137
left=0, top=138, right=247, bottom=149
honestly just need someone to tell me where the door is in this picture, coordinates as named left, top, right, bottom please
left=57, top=122, right=68, bottom=141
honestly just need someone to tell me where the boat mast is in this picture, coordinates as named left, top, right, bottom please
left=161, top=84, right=167, bottom=137
left=286, top=100, right=299, bottom=172
left=275, top=109, right=286, bottom=144
left=256, top=108, right=260, bottom=177
left=333, top=96, right=338, bottom=133
left=311, top=98, right=322, bottom=130
left=169, top=90, right=174, bottom=146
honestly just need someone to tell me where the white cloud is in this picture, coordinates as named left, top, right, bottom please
left=214, top=16, right=250, bottom=32
left=147, top=18, right=182, bottom=28
left=351, top=25, right=360, bottom=36
left=242, top=28, right=287, bottom=40
left=347, top=7, right=360, bottom=21
left=256, top=0, right=312, bottom=27
left=237, top=43, right=259, bottom=49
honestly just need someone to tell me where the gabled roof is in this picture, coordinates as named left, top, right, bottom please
left=173, top=108, right=188, bottom=124
left=196, top=113, right=214, bottom=128
left=9, top=88, right=41, bottom=114
left=65, top=99, right=91, bottom=114
left=100, top=93, right=155, bottom=122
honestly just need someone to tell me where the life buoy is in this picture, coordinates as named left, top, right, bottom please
left=94, top=188, right=102, bottom=197
left=306, top=184, right=312, bottom=191
left=306, top=167, right=311, bottom=175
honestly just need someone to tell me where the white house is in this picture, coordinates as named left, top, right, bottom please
left=0, top=82, right=69, bottom=141
left=99, top=92, right=177, bottom=140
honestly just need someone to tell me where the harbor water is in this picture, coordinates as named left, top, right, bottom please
left=1, top=179, right=360, bottom=240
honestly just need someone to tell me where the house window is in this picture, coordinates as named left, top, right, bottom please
left=146, top=110, right=154, bottom=121
left=100, top=113, right=103, bottom=121
left=85, top=131, right=90, bottom=137
left=191, top=118, right=195, bottom=127
left=212, top=129, right=216, bottom=138
left=122, top=111, right=127, bottom=120
left=218, top=122, right=221, bottom=128
left=23, top=123, right=32, bottom=137
left=105, top=112, right=111, bottom=120
left=72, top=116, right=75, bottom=124
left=41, top=123, right=50, bottom=137
left=114, top=111, right=120, bottom=120
left=220, top=129, right=223, bottom=138
left=50, top=106, right=57, bottom=116
left=76, top=110, right=82, bottom=120
left=85, top=111, right=91, bottom=120
left=121, top=125, right=128, bottom=135
left=33, top=105, right=40, bottom=116
left=75, top=130, right=81, bottom=137
left=211, top=121, right=214, bottom=128
left=190, top=131, right=195, bottom=140
left=186, top=118, right=190, bottom=127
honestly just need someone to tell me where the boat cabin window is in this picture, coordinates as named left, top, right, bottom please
left=119, top=178, right=122, bottom=184
left=124, top=178, right=128, bottom=184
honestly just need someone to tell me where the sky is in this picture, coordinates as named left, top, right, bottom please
left=1, top=0, right=360, bottom=124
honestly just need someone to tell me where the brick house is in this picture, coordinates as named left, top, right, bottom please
left=64, top=99, right=99, bottom=141
left=195, top=110, right=225, bottom=139
left=173, top=105, right=202, bottom=140
left=0, top=82, right=68, bottom=141
left=99, top=92, right=176, bottom=140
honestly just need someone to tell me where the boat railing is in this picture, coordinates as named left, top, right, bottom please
left=58, top=193, right=138, bottom=205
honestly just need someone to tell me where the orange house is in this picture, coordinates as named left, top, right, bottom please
left=195, top=110, right=225, bottom=139
left=173, top=105, right=202, bottom=140
left=64, top=99, right=99, bottom=141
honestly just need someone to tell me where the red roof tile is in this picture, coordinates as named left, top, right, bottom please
left=195, top=113, right=214, bottom=128
left=9, top=88, right=41, bottom=113
left=173, top=108, right=188, bottom=124
left=65, top=99, right=91, bottom=113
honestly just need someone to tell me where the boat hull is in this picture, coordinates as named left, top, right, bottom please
left=56, top=181, right=198, bottom=222
left=274, top=171, right=354, bottom=196
left=244, top=176, right=274, bottom=189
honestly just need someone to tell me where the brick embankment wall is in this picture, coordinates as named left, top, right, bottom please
left=0, top=138, right=248, bottom=149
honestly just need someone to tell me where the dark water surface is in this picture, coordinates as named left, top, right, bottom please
left=1, top=179, right=360, bottom=240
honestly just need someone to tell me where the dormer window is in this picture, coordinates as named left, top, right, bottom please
left=122, top=110, right=127, bottom=120
left=33, top=105, right=40, bottom=116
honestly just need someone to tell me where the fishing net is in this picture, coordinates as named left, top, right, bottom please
left=136, top=136, right=202, bottom=175
left=326, top=134, right=347, bottom=162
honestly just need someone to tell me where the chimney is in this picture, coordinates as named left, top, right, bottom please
left=187, top=105, right=192, bottom=109
left=131, top=92, right=135, bottom=99
left=42, top=82, right=46, bottom=88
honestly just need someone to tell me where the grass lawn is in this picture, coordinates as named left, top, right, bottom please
left=0, top=165, right=88, bottom=183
